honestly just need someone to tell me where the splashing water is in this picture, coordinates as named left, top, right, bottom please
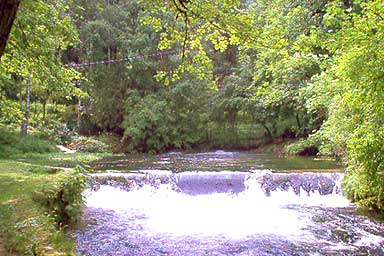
left=76, top=153, right=384, bottom=256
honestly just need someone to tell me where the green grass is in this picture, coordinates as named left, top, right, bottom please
left=9, top=152, right=117, bottom=169
left=0, top=151, right=111, bottom=255
left=0, top=160, right=72, bottom=255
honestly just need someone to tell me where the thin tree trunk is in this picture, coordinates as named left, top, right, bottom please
left=262, top=123, right=272, bottom=138
left=0, top=0, right=20, bottom=60
left=90, top=41, right=93, bottom=72
left=108, top=47, right=111, bottom=67
left=296, top=113, right=301, bottom=129
left=21, top=75, right=31, bottom=135
left=42, top=101, right=46, bottom=121
left=77, top=97, right=81, bottom=133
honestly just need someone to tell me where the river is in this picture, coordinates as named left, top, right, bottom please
left=74, top=151, right=384, bottom=255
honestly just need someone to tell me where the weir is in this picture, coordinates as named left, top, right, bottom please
left=76, top=152, right=384, bottom=256
left=88, top=170, right=343, bottom=196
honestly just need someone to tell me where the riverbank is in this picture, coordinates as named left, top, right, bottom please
left=0, top=146, right=337, bottom=255
left=0, top=153, right=110, bottom=255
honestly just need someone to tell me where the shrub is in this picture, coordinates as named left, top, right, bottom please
left=342, top=130, right=384, bottom=210
left=33, top=167, right=87, bottom=227
left=68, top=136, right=111, bottom=153
left=0, top=98, right=23, bottom=126
left=15, top=135, right=58, bottom=153
left=0, top=130, right=58, bottom=157
left=285, top=138, right=319, bottom=156
left=0, top=128, right=19, bottom=145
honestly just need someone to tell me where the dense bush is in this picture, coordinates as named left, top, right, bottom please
left=0, top=98, right=23, bottom=126
left=311, top=1, right=384, bottom=210
left=0, top=128, right=19, bottom=145
left=33, top=167, right=87, bottom=227
left=0, top=129, right=58, bottom=157
left=342, top=130, right=384, bottom=210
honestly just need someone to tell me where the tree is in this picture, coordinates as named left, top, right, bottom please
left=0, top=0, right=81, bottom=134
left=312, top=0, right=384, bottom=210
left=0, top=0, right=20, bottom=59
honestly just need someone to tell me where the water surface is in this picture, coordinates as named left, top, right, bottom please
left=90, top=151, right=341, bottom=173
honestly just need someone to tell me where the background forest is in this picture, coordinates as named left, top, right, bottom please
left=0, top=0, right=383, bottom=211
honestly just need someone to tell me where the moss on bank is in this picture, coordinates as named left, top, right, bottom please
left=0, top=159, right=87, bottom=255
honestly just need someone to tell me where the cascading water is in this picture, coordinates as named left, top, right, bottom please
left=75, top=152, right=384, bottom=256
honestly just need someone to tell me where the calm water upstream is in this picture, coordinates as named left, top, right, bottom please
left=75, top=151, right=384, bottom=255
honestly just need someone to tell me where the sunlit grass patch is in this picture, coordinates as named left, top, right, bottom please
left=10, top=152, right=117, bottom=170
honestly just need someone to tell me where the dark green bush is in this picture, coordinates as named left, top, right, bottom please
left=0, top=128, right=19, bottom=145
left=15, top=135, right=57, bottom=153
left=0, top=130, right=58, bottom=157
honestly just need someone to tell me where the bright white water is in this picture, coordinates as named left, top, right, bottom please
left=85, top=176, right=350, bottom=240
left=76, top=152, right=384, bottom=256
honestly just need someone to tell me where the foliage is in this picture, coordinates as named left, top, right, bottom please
left=310, top=0, right=384, bottom=210
left=285, top=138, right=319, bottom=156
left=0, top=129, right=58, bottom=158
left=0, top=97, right=23, bottom=127
left=123, top=92, right=176, bottom=152
left=1, top=0, right=81, bottom=92
left=0, top=0, right=83, bottom=137
left=68, top=136, right=111, bottom=153
left=122, top=77, right=213, bottom=152
left=33, top=167, right=87, bottom=227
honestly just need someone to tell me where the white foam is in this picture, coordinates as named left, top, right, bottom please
left=85, top=176, right=352, bottom=240
left=354, top=232, right=384, bottom=247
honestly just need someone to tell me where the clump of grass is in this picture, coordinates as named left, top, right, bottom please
left=11, top=152, right=117, bottom=169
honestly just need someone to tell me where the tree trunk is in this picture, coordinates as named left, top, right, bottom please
left=77, top=97, right=81, bottom=133
left=21, top=75, right=31, bottom=135
left=0, top=0, right=20, bottom=60
left=296, top=113, right=301, bottom=129
left=262, top=123, right=272, bottom=138
left=108, top=46, right=111, bottom=67
left=42, top=101, right=46, bottom=121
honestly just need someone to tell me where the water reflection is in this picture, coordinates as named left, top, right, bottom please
left=90, top=150, right=341, bottom=173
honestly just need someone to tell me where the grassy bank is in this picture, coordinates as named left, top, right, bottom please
left=9, top=152, right=116, bottom=170
left=0, top=152, right=111, bottom=256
